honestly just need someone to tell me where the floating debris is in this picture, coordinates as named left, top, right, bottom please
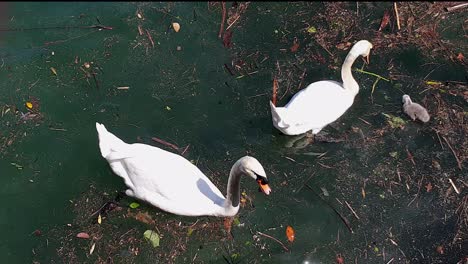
left=143, top=230, right=160, bottom=248
left=172, top=22, right=180, bottom=32
left=286, top=225, right=295, bottom=242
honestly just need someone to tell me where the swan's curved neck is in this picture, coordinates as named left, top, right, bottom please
left=222, top=161, right=243, bottom=216
left=341, top=53, right=359, bottom=96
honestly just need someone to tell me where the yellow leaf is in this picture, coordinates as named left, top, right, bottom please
left=26, top=102, right=33, bottom=109
left=50, top=67, right=57, bottom=76
left=98, top=214, right=102, bottom=224
left=425, top=80, right=441, bottom=85
left=172, top=22, right=180, bottom=32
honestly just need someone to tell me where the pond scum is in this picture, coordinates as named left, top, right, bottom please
left=0, top=2, right=465, bottom=263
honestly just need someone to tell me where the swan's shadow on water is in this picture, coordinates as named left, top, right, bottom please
left=196, top=178, right=225, bottom=206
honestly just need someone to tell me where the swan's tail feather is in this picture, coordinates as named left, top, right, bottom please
left=96, top=122, right=129, bottom=160
left=269, top=101, right=288, bottom=129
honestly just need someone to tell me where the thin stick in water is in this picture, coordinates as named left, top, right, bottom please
left=256, top=231, right=289, bottom=252
left=448, top=178, right=460, bottom=194
left=442, top=136, right=462, bottom=170
left=394, top=2, right=401, bottom=30
left=345, top=200, right=360, bottom=220
left=218, top=2, right=226, bottom=38
left=151, top=137, right=179, bottom=151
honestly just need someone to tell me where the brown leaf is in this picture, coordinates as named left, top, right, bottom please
left=224, top=217, right=233, bottom=234
left=76, top=232, right=90, bottom=239
left=33, top=229, right=42, bottom=237
left=336, top=42, right=351, bottom=50
left=286, top=225, right=295, bottom=242
left=290, top=41, right=299, bottom=52
left=425, top=182, right=433, bottom=192
left=436, top=245, right=444, bottom=254
left=379, top=10, right=391, bottom=31
left=135, top=211, right=156, bottom=225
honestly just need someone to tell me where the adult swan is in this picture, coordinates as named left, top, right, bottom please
left=95, top=123, right=271, bottom=217
left=270, top=40, right=373, bottom=136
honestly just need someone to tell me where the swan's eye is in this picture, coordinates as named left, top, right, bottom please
left=255, top=173, right=269, bottom=185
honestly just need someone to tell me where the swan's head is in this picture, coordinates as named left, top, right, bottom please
left=402, top=94, right=411, bottom=104
left=237, top=156, right=271, bottom=195
left=351, top=40, right=373, bottom=63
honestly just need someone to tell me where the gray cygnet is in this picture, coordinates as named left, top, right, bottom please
left=402, top=94, right=430, bottom=123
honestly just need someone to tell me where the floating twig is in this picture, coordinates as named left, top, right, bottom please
left=441, top=136, right=462, bottom=170
left=151, top=137, right=179, bottom=151
left=358, top=117, right=371, bottom=125
left=297, top=68, right=307, bottom=91
left=49, top=127, right=67, bottom=131
left=304, top=184, right=354, bottom=233
left=256, top=231, right=289, bottom=252
left=146, top=29, right=155, bottom=48
left=344, top=200, right=360, bottom=220
left=354, top=68, right=390, bottom=82
left=181, top=144, right=190, bottom=156
left=406, top=147, right=416, bottom=166
left=0, top=24, right=113, bottom=32
left=224, top=63, right=234, bottom=76
left=225, top=14, right=240, bottom=31
left=448, top=178, right=460, bottom=194
left=444, top=3, right=468, bottom=12
left=137, top=25, right=144, bottom=35
left=393, top=2, right=401, bottom=30
left=218, top=1, right=226, bottom=38
left=91, top=72, right=100, bottom=90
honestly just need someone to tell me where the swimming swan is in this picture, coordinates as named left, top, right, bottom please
left=95, top=122, right=271, bottom=217
left=270, top=40, right=373, bottom=136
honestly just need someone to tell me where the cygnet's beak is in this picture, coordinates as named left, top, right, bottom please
left=256, top=177, right=271, bottom=195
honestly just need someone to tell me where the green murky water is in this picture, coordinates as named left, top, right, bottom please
left=1, top=2, right=466, bottom=263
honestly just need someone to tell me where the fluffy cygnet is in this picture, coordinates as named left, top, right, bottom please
left=402, top=95, right=430, bottom=123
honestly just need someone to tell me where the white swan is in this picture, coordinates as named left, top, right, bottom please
left=270, top=40, right=373, bottom=136
left=95, top=122, right=271, bottom=217
left=402, top=94, right=430, bottom=122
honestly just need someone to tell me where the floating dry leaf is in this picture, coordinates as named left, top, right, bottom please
left=143, top=230, right=160, bottom=248
left=135, top=211, right=156, bottom=225
left=76, top=232, right=90, bottom=239
left=97, top=214, right=102, bottom=224
left=50, top=67, right=57, bottom=76
left=286, top=225, right=295, bottom=242
left=379, top=10, right=391, bottom=31
left=290, top=41, right=299, bottom=52
left=425, top=182, right=433, bottom=192
left=172, top=22, right=180, bottom=32
left=26, top=102, right=33, bottom=109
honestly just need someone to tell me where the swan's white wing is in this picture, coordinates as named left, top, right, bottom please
left=284, top=81, right=355, bottom=130
left=116, top=144, right=226, bottom=214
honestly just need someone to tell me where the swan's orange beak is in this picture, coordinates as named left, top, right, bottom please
left=257, top=180, right=271, bottom=195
